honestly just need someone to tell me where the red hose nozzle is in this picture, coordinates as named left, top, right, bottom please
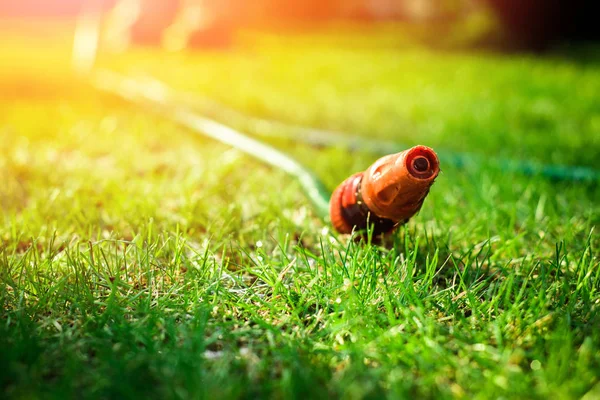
left=330, top=146, right=439, bottom=235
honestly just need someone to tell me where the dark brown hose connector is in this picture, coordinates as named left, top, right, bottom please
left=330, top=145, right=439, bottom=235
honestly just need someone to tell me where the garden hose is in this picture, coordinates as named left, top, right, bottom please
left=92, top=70, right=332, bottom=221
left=135, top=76, right=599, bottom=183
left=92, top=70, right=441, bottom=235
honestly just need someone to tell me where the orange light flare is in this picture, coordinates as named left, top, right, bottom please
left=330, top=146, right=440, bottom=236
left=0, top=0, right=92, bottom=18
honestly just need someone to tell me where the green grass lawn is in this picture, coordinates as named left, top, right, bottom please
left=1, top=26, right=599, bottom=399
